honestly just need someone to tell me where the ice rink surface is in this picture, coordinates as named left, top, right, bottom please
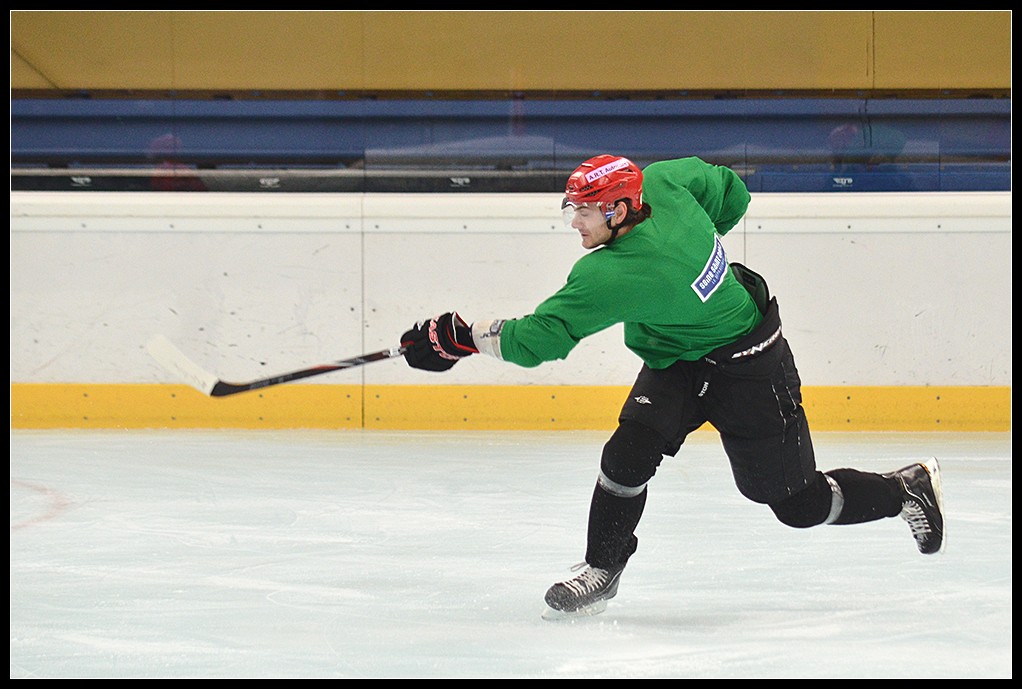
left=10, top=428, right=1012, bottom=678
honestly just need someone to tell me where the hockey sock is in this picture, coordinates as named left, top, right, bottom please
left=584, top=482, right=646, bottom=568
left=824, top=468, right=904, bottom=524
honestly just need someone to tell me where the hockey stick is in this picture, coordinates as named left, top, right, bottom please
left=146, top=334, right=406, bottom=398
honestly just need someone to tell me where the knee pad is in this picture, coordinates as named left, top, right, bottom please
left=599, top=420, right=666, bottom=496
left=769, top=472, right=835, bottom=528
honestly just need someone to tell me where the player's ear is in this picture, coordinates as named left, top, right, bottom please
left=613, top=201, right=629, bottom=224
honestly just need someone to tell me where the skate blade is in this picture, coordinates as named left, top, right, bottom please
left=922, top=457, right=948, bottom=554
left=541, top=599, right=608, bottom=621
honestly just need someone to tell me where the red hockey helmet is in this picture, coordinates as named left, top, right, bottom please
left=563, top=155, right=644, bottom=213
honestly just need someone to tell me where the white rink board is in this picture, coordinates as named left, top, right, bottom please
left=9, top=191, right=1012, bottom=386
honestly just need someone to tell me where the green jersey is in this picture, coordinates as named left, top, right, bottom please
left=499, top=157, right=763, bottom=369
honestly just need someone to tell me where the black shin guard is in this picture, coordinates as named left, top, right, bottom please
left=825, top=468, right=904, bottom=524
left=769, top=472, right=834, bottom=528
left=584, top=483, right=646, bottom=569
left=581, top=419, right=665, bottom=567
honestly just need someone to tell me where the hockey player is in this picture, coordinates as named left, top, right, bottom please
left=400, top=155, right=946, bottom=619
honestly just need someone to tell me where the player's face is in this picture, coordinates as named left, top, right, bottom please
left=564, top=203, right=613, bottom=249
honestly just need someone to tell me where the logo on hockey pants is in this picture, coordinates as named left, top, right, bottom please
left=634, top=396, right=652, bottom=405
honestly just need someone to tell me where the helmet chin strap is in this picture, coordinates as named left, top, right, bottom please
left=602, top=202, right=625, bottom=246
left=603, top=219, right=622, bottom=246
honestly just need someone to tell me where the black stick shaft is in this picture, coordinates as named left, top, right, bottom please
left=208, top=347, right=407, bottom=397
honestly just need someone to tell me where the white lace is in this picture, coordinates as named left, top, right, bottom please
left=902, top=501, right=932, bottom=537
left=561, top=564, right=609, bottom=596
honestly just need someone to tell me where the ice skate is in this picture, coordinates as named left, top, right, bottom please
left=886, top=457, right=946, bottom=554
left=542, top=562, right=625, bottom=620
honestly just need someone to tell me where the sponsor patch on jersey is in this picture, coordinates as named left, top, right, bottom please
left=691, top=235, right=728, bottom=302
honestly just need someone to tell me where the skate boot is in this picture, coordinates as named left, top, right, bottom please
left=886, top=457, right=946, bottom=554
left=542, top=561, right=625, bottom=620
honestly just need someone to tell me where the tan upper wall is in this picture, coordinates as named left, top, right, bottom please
left=10, top=11, right=1011, bottom=94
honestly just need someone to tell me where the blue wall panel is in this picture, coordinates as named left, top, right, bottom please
left=10, top=98, right=1011, bottom=192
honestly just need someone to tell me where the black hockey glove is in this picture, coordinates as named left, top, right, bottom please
left=401, top=312, right=478, bottom=372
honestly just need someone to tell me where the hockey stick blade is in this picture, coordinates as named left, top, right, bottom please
left=146, top=334, right=406, bottom=398
left=147, top=334, right=219, bottom=394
